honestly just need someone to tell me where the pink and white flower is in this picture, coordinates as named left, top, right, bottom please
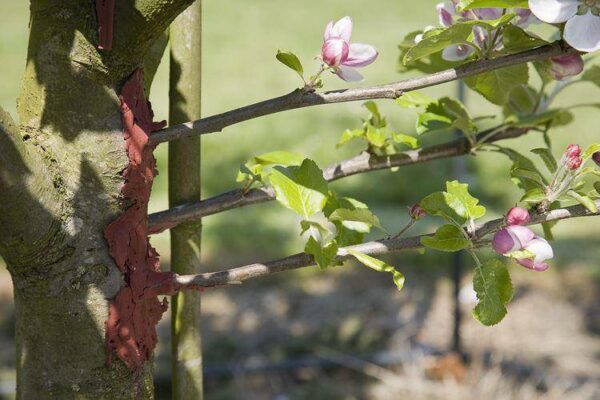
left=516, top=237, right=554, bottom=272
left=492, top=224, right=554, bottom=272
left=321, top=17, right=378, bottom=82
left=435, top=1, right=538, bottom=61
left=529, top=0, right=600, bottom=52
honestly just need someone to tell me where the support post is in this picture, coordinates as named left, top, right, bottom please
left=168, top=2, right=203, bottom=398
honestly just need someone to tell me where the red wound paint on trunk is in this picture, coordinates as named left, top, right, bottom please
left=96, top=0, right=115, bottom=50
left=104, top=70, right=176, bottom=369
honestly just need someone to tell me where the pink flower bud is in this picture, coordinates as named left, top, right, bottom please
left=492, top=225, right=535, bottom=255
left=566, top=156, right=582, bottom=171
left=505, top=207, right=530, bottom=226
left=548, top=54, right=584, bottom=81
left=593, top=152, right=600, bottom=167
left=322, top=38, right=349, bottom=67
left=565, top=144, right=581, bottom=158
left=409, top=204, right=427, bottom=220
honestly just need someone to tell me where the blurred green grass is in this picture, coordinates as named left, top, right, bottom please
left=1, top=1, right=599, bottom=271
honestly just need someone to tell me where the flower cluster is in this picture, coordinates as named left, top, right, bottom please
left=529, top=0, right=600, bottom=53
left=492, top=207, right=554, bottom=271
left=434, top=1, right=536, bottom=61
left=321, top=17, right=378, bottom=82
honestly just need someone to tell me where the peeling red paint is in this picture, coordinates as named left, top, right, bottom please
left=95, top=0, right=115, bottom=50
left=104, top=70, right=176, bottom=369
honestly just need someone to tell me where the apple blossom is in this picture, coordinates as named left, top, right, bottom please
left=321, top=17, right=378, bottom=82
left=566, top=156, right=583, bottom=170
left=593, top=151, right=600, bottom=166
left=529, top=0, right=600, bottom=52
left=506, top=207, right=531, bottom=226
left=516, top=237, right=554, bottom=272
left=434, top=2, right=537, bottom=61
left=548, top=54, right=585, bottom=80
left=492, top=225, right=536, bottom=254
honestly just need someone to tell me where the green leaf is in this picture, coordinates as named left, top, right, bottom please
left=521, top=188, right=546, bottom=203
left=366, top=125, right=387, bottom=147
left=347, top=250, right=405, bottom=291
left=445, top=180, right=486, bottom=220
left=502, top=25, right=547, bottom=54
left=421, top=224, right=471, bottom=252
left=531, top=148, right=557, bottom=173
left=505, top=85, right=538, bottom=116
left=329, top=208, right=384, bottom=233
left=305, top=236, right=339, bottom=270
left=363, top=101, right=387, bottom=128
left=582, top=143, right=600, bottom=161
left=396, top=91, right=434, bottom=108
left=269, top=159, right=329, bottom=218
left=276, top=50, right=303, bottom=77
left=472, top=259, right=514, bottom=326
left=237, top=151, right=304, bottom=183
left=511, top=167, right=546, bottom=189
left=336, top=128, right=365, bottom=148
left=457, top=0, right=528, bottom=10
left=567, top=190, right=598, bottom=213
left=391, top=132, right=420, bottom=149
left=403, top=23, right=475, bottom=64
left=581, top=65, right=600, bottom=89
left=507, top=109, right=574, bottom=128
left=416, top=97, right=477, bottom=137
left=300, top=220, right=331, bottom=238
left=465, top=64, right=529, bottom=105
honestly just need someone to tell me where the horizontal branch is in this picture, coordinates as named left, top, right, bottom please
left=173, top=200, right=600, bottom=289
left=149, top=42, right=572, bottom=145
left=148, top=126, right=528, bottom=234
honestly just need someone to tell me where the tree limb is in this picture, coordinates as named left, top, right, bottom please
left=173, top=200, right=600, bottom=289
left=148, top=126, right=528, bottom=234
left=149, top=42, right=573, bottom=145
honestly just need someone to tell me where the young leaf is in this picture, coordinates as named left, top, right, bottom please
left=472, top=259, right=514, bottom=326
left=531, top=148, right=557, bottom=173
left=396, top=91, right=434, bottom=108
left=276, top=50, right=304, bottom=77
left=567, top=190, right=598, bottom=213
left=445, top=180, right=486, bottom=220
left=421, top=224, right=471, bottom=252
left=391, top=132, right=420, bottom=149
left=403, top=23, right=475, bottom=64
left=465, top=64, right=529, bottom=105
left=305, top=236, right=339, bottom=270
left=329, top=208, right=384, bottom=233
left=269, top=159, right=328, bottom=218
left=337, top=128, right=365, bottom=148
left=582, top=143, right=600, bottom=161
left=366, top=125, right=387, bottom=147
left=300, top=220, right=331, bottom=238
left=502, top=25, right=548, bottom=54
left=347, top=250, right=405, bottom=291
left=457, top=0, right=528, bottom=10
left=521, top=188, right=547, bottom=203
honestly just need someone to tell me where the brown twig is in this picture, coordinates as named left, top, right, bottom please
left=173, top=200, right=600, bottom=289
left=149, top=43, right=572, bottom=145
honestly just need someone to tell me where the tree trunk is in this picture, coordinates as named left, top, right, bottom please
left=0, top=1, right=193, bottom=397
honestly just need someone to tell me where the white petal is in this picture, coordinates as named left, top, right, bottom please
left=336, top=66, right=363, bottom=82
left=528, top=0, right=578, bottom=23
left=343, top=43, right=378, bottom=67
left=441, top=44, right=474, bottom=61
left=331, top=16, right=353, bottom=42
left=323, top=21, right=334, bottom=41
left=525, top=237, right=554, bottom=264
left=564, top=12, right=600, bottom=53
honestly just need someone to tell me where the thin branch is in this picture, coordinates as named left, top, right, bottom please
left=173, top=200, right=600, bottom=289
left=148, top=126, right=528, bottom=234
left=149, top=42, right=573, bottom=145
